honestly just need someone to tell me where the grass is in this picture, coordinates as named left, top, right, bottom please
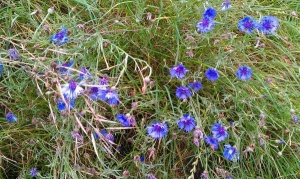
left=0, top=0, right=300, bottom=178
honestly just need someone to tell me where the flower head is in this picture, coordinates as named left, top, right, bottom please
left=203, top=7, right=217, bottom=19
left=176, top=86, right=192, bottom=100
left=293, top=115, right=299, bottom=123
left=196, top=17, right=215, bottom=33
left=204, top=136, right=219, bottom=150
left=8, top=48, right=19, bottom=60
left=221, top=0, right=232, bottom=11
left=223, top=144, right=239, bottom=161
left=60, top=80, right=83, bottom=100
left=99, top=76, right=109, bottom=85
left=188, top=81, right=203, bottom=92
left=50, top=26, right=69, bottom=45
left=29, top=168, right=38, bottom=177
left=71, top=131, right=83, bottom=141
left=6, top=112, right=18, bottom=123
left=78, top=67, right=92, bottom=82
left=147, top=173, right=157, bottom=179
left=116, top=114, right=130, bottom=127
left=57, top=96, right=75, bottom=112
left=57, top=60, right=75, bottom=76
left=177, top=114, right=196, bottom=132
left=238, top=16, right=258, bottom=34
left=170, top=63, right=189, bottom=79
left=103, top=88, right=119, bottom=106
left=259, top=15, right=279, bottom=35
left=211, top=122, right=228, bottom=142
left=205, top=68, right=219, bottom=81
left=147, top=121, right=168, bottom=139
left=236, top=66, right=252, bottom=80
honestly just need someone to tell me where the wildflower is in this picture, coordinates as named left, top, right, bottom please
left=93, top=132, right=100, bottom=140
left=99, top=76, right=109, bottom=85
left=259, top=138, right=265, bottom=146
left=238, top=16, right=258, bottom=34
left=211, top=122, right=228, bottom=142
left=176, top=86, right=192, bottom=100
left=259, top=15, right=279, bottom=35
left=196, top=17, right=215, bottom=33
left=169, top=63, right=189, bottom=79
left=103, top=88, right=119, bottom=106
left=293, top=115, right=299, bottom=123
left=8, top=48, right=19, bottom=60
left=57, top=96, right=75, bottom=112
left=71, top=131, right=83, bottom=141
left=133, top=155, right=140, bottom=161
left=6, top=112, right=18, bottom=123
left=78, top=67, right=92, bottom=82
left=193, top=137, right=199, bottom=146
left=50, top=26, right=69, bottom=45
left=29, top=168, right=38, bottom=177
left=204, top=136, right=219, bottom=150
left=147, top=121, right=168, bottom=139
left=60, top=80, right=83, bottom=100
left=221, top=0, right=232, bottom=11
left=188, top=81, right=203, bottom=92
left=177, top=114, right=196, bottom=132
left=194, top=126, right=204, bottom=139
left=205, top=68, right=219, bottom=81
left=147, top=173, right=157, bottom=179
left=236, top=66, right=252, bottom=80
left=201, top=171, right=209, bottom=179
left=0, top=63, right=3, bottom=75
left=203, top=7, right=217, bottom=19
left=116, top=114, right=130, bottom=127
left=140, top=156, right=145, bottom=162
left=275, top=139, right=285, bottom=144
left=127, top=115, right=136, bottom=126
left=106, top=133, right=114, bottom=142
left=223, top=144, right=239, bottom=161
left=57, top=60, right=75, bottom=76
left=266, top=77, right=272, bottom=83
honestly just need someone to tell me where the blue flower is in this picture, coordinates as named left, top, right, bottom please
left=0, top=63, right=3, bottom=75
left=106, top=133, right=114, bottom=142
left=58, top=60, right=75, bottom=76
left=238, top=16, right=258, bottom=34
left=6, top=112, right=18, bottom=123
left=188, top=81, right=203, bottom=92
left=140, top=156, right=145, bottom=162
left=50, top=26, right=69, bottom=45
left=177, top=114, right=196, bottom=132
left=211, top=122, right=228, bottom=142
left=89, top=86, right=106, bottom=101
left=223, top=144, right=239, bottom=161
left=221, top=0, right=232, bottom=11
left=196, top=17, right=215, bottom=33
left=147, top=121, right=168, bottom=139
left=176, top=86, right=192, bottom=100
left=116, top=114, right=130, bottom=127
left=236, top=66, right=252, bottom=80
left=169, top=63, right=189, bottom=79
left=29, top=168, right=38, bottom=177
left=78, top=67, right=92, bottom=82
left=204, top=136, right=219, bottom=150
left=57, top=96, right=75, bottom=112
left=60, top=80, right=83, bottom=100
left=8, top=48, right=19, bottom=60
left=259, top=15, right=279, bottom=35
left=103, top=88, right=119, bottom=106
left=205, top=68, right=219, bottom=81
left=203, top=7, right=217, bottom=19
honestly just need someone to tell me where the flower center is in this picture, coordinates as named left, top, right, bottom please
left=202, top=19, right=209, bottom=27
left=263, top=21, right=272, bottom=30
left=244, top=21, right=253, bottom=29
left=69, top=80, right=77, bottom=91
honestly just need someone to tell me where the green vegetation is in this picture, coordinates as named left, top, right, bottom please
left=0, top=0, right=299, bottom=178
